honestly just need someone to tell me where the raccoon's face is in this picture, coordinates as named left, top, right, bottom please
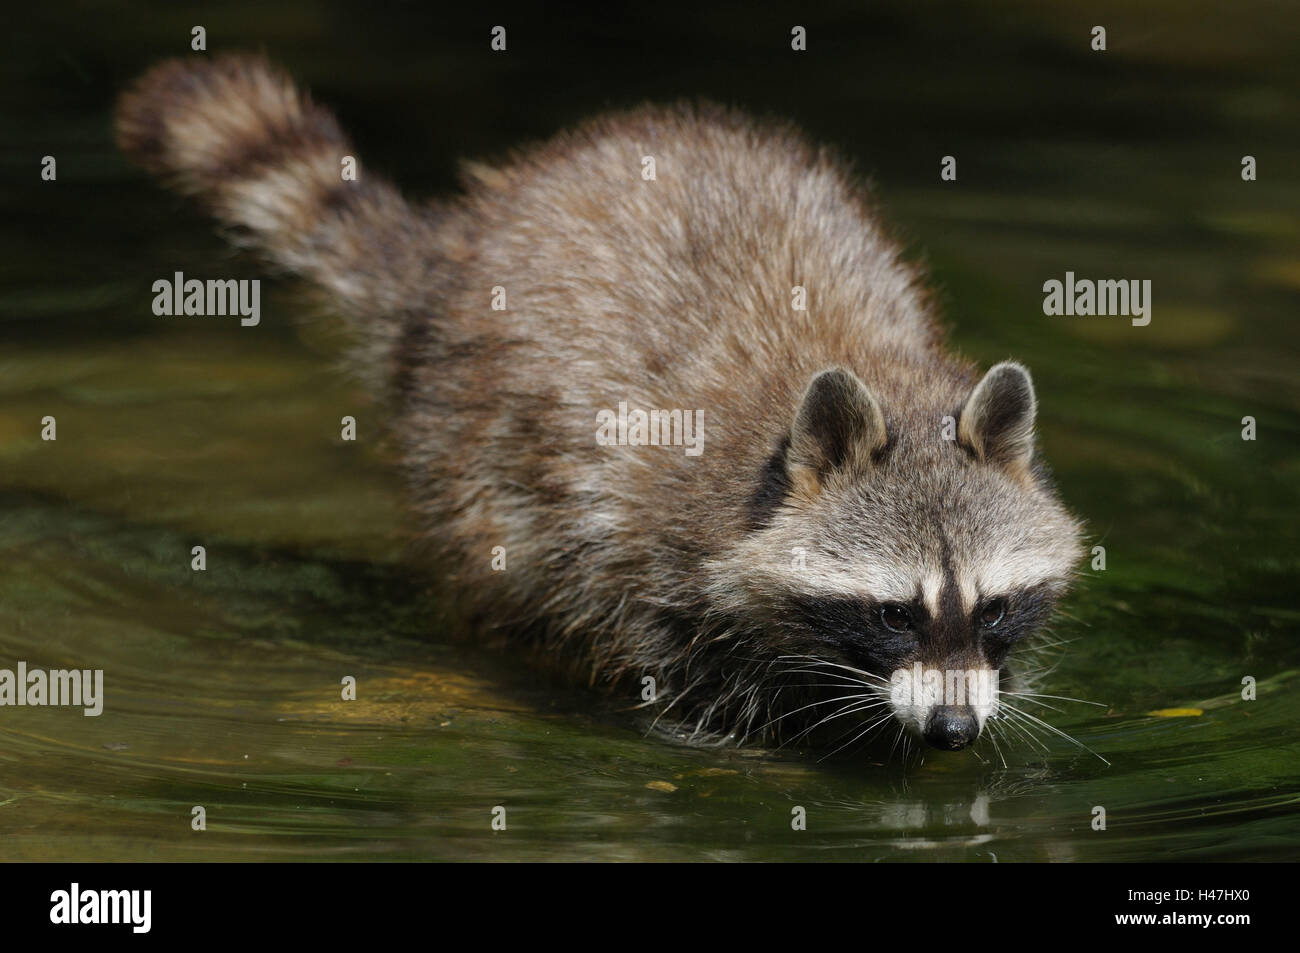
left=710, top=361, right=1084, bottom=752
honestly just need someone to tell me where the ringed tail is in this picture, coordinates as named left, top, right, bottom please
left=115, top=53, right=440, bottom=371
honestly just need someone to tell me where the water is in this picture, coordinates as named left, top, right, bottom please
left=3, top=1, right=1298, bottom=861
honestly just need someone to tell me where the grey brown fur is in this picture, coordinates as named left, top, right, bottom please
left=116, top=54, right=1084, bottom=754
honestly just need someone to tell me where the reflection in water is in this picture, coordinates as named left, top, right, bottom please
left=878, top=794, right=996, bottom=850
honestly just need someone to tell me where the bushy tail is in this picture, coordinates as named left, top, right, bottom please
left=115, top=54, right=439, bottom=372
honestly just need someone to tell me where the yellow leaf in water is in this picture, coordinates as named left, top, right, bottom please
left=1148, top=708, right=1203, bottom=717
left=645, top=780, right=678, bottom=793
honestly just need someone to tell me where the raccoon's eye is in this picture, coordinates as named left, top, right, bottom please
left=879, top=604, right=913, bottom=633
left=979, top=598, right=1007, bottom=628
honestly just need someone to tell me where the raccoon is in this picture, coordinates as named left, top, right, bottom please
left=116, top=54, right=1084, bottom=756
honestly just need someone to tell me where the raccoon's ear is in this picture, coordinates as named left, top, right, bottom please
left=958, top=362, right=1037, bottom=474
left=788, top=368, right=888, bottom=481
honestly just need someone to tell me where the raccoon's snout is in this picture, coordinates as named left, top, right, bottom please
left=922, top=706, right=979, bottom=750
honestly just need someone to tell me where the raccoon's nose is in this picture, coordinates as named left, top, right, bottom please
left=923, top=707, right=978, bottom=750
